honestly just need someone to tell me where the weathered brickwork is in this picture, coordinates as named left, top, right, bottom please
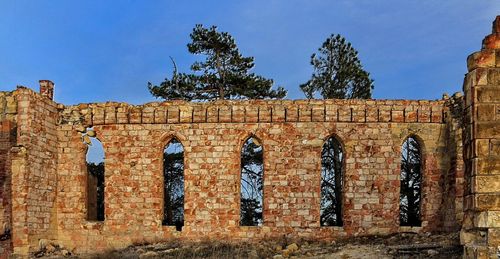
left=11, top=87, right=59, bottom=255
left=461, top=16, right=500, bottom=259
left=0, top=16, right=498, bottom=258
left=0, top=86, right=463, bottom=255
left=441, top=95, right=465, bottom=232
left=0, top=91, right=18, bottom=257
left=0, top=120, right=15, bottom=255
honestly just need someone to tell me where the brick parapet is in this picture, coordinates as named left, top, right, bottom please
left=0, top=90, right=18, bottom=123
left=60, top=99, right=447, bottom=127
left=39, top=80, right=54, bottom=100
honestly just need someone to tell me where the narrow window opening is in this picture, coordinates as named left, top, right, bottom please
left=84, top=129, right=105, bottom=221
left=400, top=136, right=422, bottom=226
left=240, top=136, right=263, bottom=226
left=163, top=138, right=184, bottom=231
left=320, top=136, right=343, bottom=226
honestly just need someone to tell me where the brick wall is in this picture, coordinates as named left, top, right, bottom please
left=0, top=91, right=18, bottom=256
left=0, top=120, right=16, bottom=229
left=0, top=86, right=468, bottom=256
left=8, top=87, right=59, bottom=255
left=461, top=16, right=500, bottom=258
left=51, top=99, right=459, bottom=253
left=440, top=95, right=465, bottom=232
left=0, top=120, right=15, bottom=257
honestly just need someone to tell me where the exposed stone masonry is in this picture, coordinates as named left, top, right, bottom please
left=54, top=97, right=454, bottom=252
left=39, top=80, right=54, bottom=101
left=0, top=86, right=462, bottom=256
left=460, top=16, right=500, bottom=259
left=59, top=99, right=446, bottom=127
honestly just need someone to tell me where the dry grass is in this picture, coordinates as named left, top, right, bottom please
left=35, top=232, right=463, bottom=259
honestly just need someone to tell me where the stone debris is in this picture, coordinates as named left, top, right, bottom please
left=61, top=250, right=70, bottom=257
left=286, top=243, right=299, bottom=252
left=31, top=232, right=461, bottom=258
left=32, top=241, right=72, bottom=258
left=138, top=251, right=158, bottom=259
left=86, top=129, right=96, bottom=137
left=74, top=125, right=86, bottom=133
left=45, top=244, right=56, bottom=253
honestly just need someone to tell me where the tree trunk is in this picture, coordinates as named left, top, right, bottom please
left=219, top=87, right=225, bottom=100
left=333, top=144, right=343, bottom=226
left=165, top=192, right=173, bottom=225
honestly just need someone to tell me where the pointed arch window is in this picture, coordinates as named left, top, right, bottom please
left=84, top=129, right=105, bottom=221
left=163, top=138, right=184, bottom=231
left=400, top=136, right=422, bottom=226
left=240, top=136, right=263, bottom=226
left=320, top=136, right=344, bottom=226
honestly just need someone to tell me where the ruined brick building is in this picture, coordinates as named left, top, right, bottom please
left=0, top=16, right=499, bottom=258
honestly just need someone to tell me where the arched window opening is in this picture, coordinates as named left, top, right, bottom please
left=240, top=136, right=263, bottom=226
left=163, top=138, right=184, bottom=231
left=400, top=136, right=422, bottom=226
left=320, top=136, right=344, bottom=226
left=84, top=129, right=105, bottom=221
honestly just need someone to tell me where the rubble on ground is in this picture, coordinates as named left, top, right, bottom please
left=32, top=232, right=462, bottom=258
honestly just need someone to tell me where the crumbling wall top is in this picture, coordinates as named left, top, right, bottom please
left=39, top=80, right=55, bottom=100
left=59, top=98, right=447, bottom=127
left=482, top=15, right=500, bottom=50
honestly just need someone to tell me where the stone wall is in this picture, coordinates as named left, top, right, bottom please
left=461, top=16, right=500, bottom=259
left=0, top=120, right=15, bottom=227
left=441, top=95, right=465, bottom=232
left=0, top=120, right=15, bottom=251
left=50, top=98, right=460, bottom=254
left=0, top=91, right=18, bottom=256
left=0, top=82, right=466, bottom=256
left=6, top=87, right=59, bottom=255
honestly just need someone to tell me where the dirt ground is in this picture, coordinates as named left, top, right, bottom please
left=31, top=232, right=462, bottom=259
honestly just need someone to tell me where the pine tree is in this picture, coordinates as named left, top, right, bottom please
left=149, top=24, right=287, bottom=101
left=300, top=34, right=373, bottom=99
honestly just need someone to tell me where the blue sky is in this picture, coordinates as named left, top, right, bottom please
left=1, top=1, right=498, bottom=104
